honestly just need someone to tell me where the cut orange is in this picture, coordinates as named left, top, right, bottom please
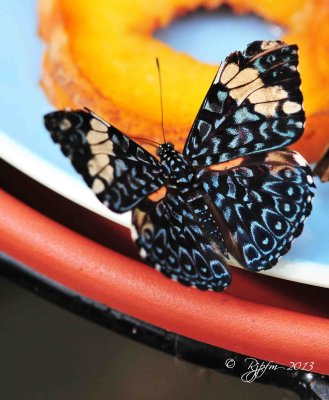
left=39, top=0, right=329, bottom=162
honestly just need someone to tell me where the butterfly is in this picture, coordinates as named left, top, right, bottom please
left=44, top=40, right=315, bottom=292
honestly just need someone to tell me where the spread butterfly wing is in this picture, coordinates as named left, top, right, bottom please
left=197, top=150, right=315, bottom=271
left=44, top=109, right=164, bottom=212
left=132, top=191, right=231, bottom=291
left=183, top=40, right=305, bottom=166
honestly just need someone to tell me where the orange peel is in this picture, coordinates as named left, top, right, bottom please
left=39, top=0, right=329, bottom=162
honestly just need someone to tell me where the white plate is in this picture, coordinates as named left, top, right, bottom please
left=1, top=0, right=329, bottom=288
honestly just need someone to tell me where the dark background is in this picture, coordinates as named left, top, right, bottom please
left=0, top=275, right=298, bottom=400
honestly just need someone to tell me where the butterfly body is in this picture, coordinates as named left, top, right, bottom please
left=156, top=142, right=229, bottom=259
left=45, top=40, right=315, bottom=292
left=156, top=142, right=198, bottom=191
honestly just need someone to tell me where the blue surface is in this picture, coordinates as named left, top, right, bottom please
left=0, top=0, right=73, bottom=173
left=155, top=7, right=283, bottom=64
left=1, top=1, right=328, bottom=266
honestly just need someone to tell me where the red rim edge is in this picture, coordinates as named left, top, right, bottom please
left=1, top=189, right=329, bottom=374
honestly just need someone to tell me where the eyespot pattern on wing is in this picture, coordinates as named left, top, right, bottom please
left=197, top=149, right=315, bottom=271
left=132, top=191, right=231, bottom=291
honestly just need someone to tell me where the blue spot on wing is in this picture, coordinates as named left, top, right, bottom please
left=132, top=192, right=231, bottom=291
left=198, top=149, right=314, bottom=271
left=183, top=40, right=305, bottom=167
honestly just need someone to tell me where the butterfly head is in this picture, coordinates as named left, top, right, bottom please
left=156, top=142, right=189, bottom=176
left=156, top=142, right=175, bottom=159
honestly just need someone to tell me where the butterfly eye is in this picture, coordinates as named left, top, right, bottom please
left=156, top=146, right=162, bottom=156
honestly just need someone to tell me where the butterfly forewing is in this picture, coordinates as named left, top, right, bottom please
left=45, top=109, right=164, bottom=212
left=184, top=41, right=305, bottom=166
left=197, top=149, right=315, bottom=271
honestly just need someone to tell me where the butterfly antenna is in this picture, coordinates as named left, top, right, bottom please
left=130, top=136, right=160, bottom=148
left=156, top=58, right=166, bottom=143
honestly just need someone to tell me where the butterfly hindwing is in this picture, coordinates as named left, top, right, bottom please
left=197, top=149, right=315, bottom=271
left=44, top=109, right=164, bottom=212
left=183, top=40, right=305, bottom=166
left=132, top=191, right=231, bottom=291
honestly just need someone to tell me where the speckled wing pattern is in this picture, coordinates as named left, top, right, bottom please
left=44, top=109, right=164, bottom=212
left=44, top=40, right=314, bottom=291
left=197, top=150, right=315, bottom=271
left=182, top=40, right=314, bottom=272
left=132, top=192, right=231, bottom=291
left=184, top=41, right=305, bottom=166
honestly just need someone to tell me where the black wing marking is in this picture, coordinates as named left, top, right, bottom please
left=44, top=109, right=164, bottom=213
left=183, top=40, right=305, bottom=166
left=132, top=191, right=231, bottom=291
left=197, top=149, right=315, bottom=271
